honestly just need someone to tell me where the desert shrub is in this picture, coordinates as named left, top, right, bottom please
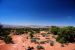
left=41, top=33, right=49, bottom=37
left=61, top=44, right=65, bottom=47
left=52, top=35, right=55, bottom=38
left=0, top=24, right=2, bottom=32
left=46, top=40, right=50, bottom=43
left=36, top=38, right=40, bottom=40
left=29, top=31, right=35, bottom=39
left=47, top=32, right=51, bottom=34
left=2, top=28, right=11, bottom=36
left=0, top=25, right=11, bottom=37
left=27, top=46, right=34, bottom=50
left=0, top=24, right=13, bottom=44
left=51, top=26, right=60, bottom=35
left=56, top=26, right=75, bottom=44
left=31, top=37, right=37, bottom=42
left=57, top=33, right=75, bottom=44
left=16, top=29, right=24, bottom=35
left=50, top=41, right=54, bottom=46
left=46, top=40, right=53, bottom=43
left=37, top=45, right=45, bottom=50
left=33, top=28, right=40, bottom=33
left=41, top=34, right=46, bottom=37
left=40, top=41, right=46, bottom=44
left=3, top=36, right=13, bottom=44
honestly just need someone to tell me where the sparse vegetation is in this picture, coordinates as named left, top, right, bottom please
left=51, top=26, right=60, bottom=35
left=0, top=24, right=13, bottom=44
left=50, top=41, right=54, bottom=46
left=31, top=37, right=37, bottom=42
left=0, top=25, right=11, bottom=37
left=37, top=45, right=45, bottom=50
left=16, top=29, right=24, bottom=35
left=40, top=41, right=46, bottom=44
left=61, top=44, right=65, bottom=47
left=50, top=26, right=75, bottom=44
left=56, top=26, right=75, bottom=44
left=3, top=36, right=13, bottom=44
left=29, top=31, right=35, bottom=39
left=27, top=46, right=34, bottom=50
left=0, top=24, right=75, bottom=50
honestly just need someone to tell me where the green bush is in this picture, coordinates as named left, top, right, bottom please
left=3, top=36, right=13, bottom=44
left=51, top=26, right=60, bottom=35
left=0, top=25, right=11, bottom=37
left=56, top=26, right=75, bottom=44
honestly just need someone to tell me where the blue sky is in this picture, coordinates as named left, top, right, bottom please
left=0, top=0, right=75, bottom=26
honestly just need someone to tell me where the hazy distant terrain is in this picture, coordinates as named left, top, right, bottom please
left=2, top=24, right=50, bottom=28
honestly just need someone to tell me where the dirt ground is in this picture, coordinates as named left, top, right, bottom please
left=0, top=33, right=75, bottom=50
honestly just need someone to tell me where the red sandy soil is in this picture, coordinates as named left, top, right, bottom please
left=0, top=40, right=5, bottom=45
left=0, top=33, right=75, bottom=50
